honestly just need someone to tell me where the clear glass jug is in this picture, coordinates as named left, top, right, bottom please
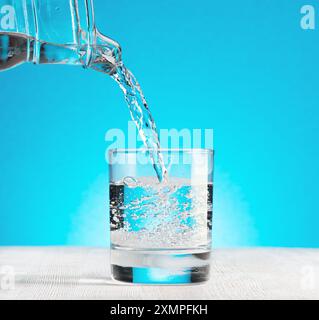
left=0, top=0, right=121, bottom=74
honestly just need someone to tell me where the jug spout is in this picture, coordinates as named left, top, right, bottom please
left=32, top=29, right=122, bottom=75
left=87, top=30, right=122, bottom=75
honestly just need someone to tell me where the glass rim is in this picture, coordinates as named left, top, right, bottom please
left=108, top=148, right=214, bottom=155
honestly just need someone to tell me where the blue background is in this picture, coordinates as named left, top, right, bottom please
left=0, top=0, right=318, bottom=247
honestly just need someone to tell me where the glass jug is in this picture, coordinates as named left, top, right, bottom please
left=0, top=0, right=121, bottom=74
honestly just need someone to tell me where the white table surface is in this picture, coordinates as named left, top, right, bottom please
left=0, top=247, right=318, bottom=300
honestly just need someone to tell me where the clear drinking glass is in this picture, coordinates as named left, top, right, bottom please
left=109, top=149, right=214, bottom=284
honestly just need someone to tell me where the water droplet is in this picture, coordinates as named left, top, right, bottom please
left=162, top=186, right=171, bottom=193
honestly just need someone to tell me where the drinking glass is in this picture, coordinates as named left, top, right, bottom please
left=109, top=149, right=214, bottom=284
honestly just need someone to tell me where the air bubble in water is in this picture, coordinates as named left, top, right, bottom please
left=123, top=176, right=138, bottom=187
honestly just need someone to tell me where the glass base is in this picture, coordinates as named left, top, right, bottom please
left=110, top=248, right=211, bottom=284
